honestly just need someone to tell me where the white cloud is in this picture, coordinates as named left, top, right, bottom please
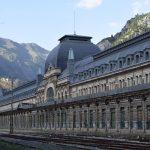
left=77, top=0, right=102, bottom=9
left=109, top=22, right=119, bottom=28
left=132, top=0, right=150, bottom=16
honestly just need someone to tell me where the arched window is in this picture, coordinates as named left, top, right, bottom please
left=89, top=87, right=92, bottom=94
left=65, top=91, right=67, bottom=99
left=135, top=55, right=140, bottom=63
left=119, top=80, right=122, bottom=88
left=86, top=88, right=88, bottom=94
left=58, top=92, right=60, bottom=99
left=104, top=84, right=106, bottom=91
left=145, top=51, right=149, bottom=60
left=95, top=86, right=97, bottom=93
left=61, top=92, right=63, bottom=99
left=46, top=87, right=54, bottom=101
left=81, top=89, right=83, bottom=96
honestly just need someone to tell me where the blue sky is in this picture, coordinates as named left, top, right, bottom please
left=0, top=0, right=150, bottom=50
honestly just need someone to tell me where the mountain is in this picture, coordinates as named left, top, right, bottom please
left=97, top=13, right=150, bottom=50
left=0, top=38, right=49, bottom=81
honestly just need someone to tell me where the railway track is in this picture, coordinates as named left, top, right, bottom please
left=1, top=133, right=150, bottom=150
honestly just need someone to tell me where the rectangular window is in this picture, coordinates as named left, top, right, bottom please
left=137, top=106, right=143, bottom=129
left=73, top=111, right=76, bottom=128
left=120, top=107, right=125, bottom=129
left=136, top=76, right=139, bottom=85
left=131, top=77, right=134, bottom=86
left=84, top=110, right=87, bottom=128
left=102, top=109, right=106, bottom=128
left=139, top=75, right=143, bottom=84
left=97, top=109, right=100, bottom=128
left=64, top=111, right=67, bottom=128
left=145, top=74, right=149, bottom=83
left=110, top=108, right=116, bottom=129
left=52, top=112, right=55, bottom=128
left=130, top=106, right=133, bottom=129
left=57, top=112, right=60, bottom=128
left=89, top=110, right=93, bottom=128
left=80, top=110, right=82, bottom=128
left=147, top=106, right=150, bottom=129
left=127, top=78, right=130, bottom=87
left=61, top=112, right=63, bottom=128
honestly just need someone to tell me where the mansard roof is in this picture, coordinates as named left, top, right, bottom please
left=59, top=31, right=150, bottom=81
left=45, top=34, right=101, bottom=73
left=0, top=79, right=38, bottom=105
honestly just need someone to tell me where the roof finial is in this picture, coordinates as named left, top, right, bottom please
left=74, top=10, right=76, bottom=35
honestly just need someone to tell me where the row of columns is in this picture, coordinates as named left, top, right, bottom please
left=0, top=96, right=149, bottom=135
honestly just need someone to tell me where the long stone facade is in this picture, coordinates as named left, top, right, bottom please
left=0, top=32, right=150, bottom=138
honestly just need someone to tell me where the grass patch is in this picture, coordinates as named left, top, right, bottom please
left=0, top=141, right=36, bottom=150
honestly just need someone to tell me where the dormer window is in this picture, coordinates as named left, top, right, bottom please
left=79, top=73, right=83, bottom=80
left=95, top=68, right=98, bottom=75
left=145, top=51, right=149, bottom=60
left=73, top=74, right=78, bottom=81
left=127, top=58, right=131, bottom=66
left=135, top=55, right=140, bottom=63
left=89, top=70, right=92, bottom=77
left=101, top=66, right=104, bottom=73
left=84, top=72, right=87, bottom=79
left=119, top=61, right=123, bottom=68
left=110, top=64, right=113, bottom=71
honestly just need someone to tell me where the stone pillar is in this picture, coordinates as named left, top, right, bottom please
left=36, top=111, right=39, bottom=129
left=116, top=99, right=120, bottom=132
left=70, top=107, right=74, bottom=131
left=87, top=104, right=90, bottom=132
left=65, top=108, right=68, bottom=130
left=59, top=108, right=62, bottom=130
left=31, top=113, right=34, bottom=128
left=105, top=100, right=109, bottom=134
left=48, top=110, right=51, bottom=129
left=125, top=106, right=129, bottom=129
left=46, top=110, right=48, bottom=129
left=128, top=98, right=132, bottom=133
left=79, top=105, right=82, bottom=131
left=43, top=110, right=47, bottom=129
left=68, top=107, right=71, bottom=130
left=95, top=103, right=99, bottom=131
left=47, top=109, right=50, bottom=129
left=54, top=109, right=57, bottom=131
left=142, top=96, right=147, bottom=134
left=76, top=106, right=80, bottom=129
left=99, top=106, right=102, bottom=129
left=133, top=105, right=137, bottom=130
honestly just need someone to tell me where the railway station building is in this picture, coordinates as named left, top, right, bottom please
left=0, top=31, right=150, bottom=138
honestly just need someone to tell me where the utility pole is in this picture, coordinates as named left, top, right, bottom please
left=10, top=77, right=14, bottom=134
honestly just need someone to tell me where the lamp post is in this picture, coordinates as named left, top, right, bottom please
left=10, top=77, right=14, bottom=134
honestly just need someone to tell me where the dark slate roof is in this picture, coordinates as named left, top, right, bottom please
left=45, top=34, right=101, bottom=73
left=0, top=79, right=38, bottom=105
left=59, top=31, right=150, bottom=81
